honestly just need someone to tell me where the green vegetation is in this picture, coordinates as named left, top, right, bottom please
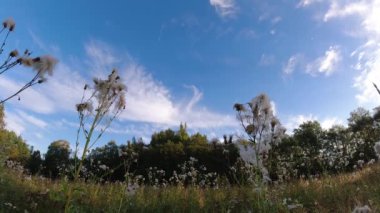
left=1, top=161, right=379, bottom=212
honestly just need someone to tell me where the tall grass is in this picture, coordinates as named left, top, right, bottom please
left=1, top=163, right=380, bottom=212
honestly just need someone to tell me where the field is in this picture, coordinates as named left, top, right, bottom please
left=1, top=163, right=379, bottom=212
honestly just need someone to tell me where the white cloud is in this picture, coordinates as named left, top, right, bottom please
left=85, top=40, right=121, bottom=76
left=306, top=46, right=341, bottom=76
left=353, top=41, right=380, bottom=106
left=283, top=54, right=302, bottom=75
left=320, top=117, right=344, bottom=129
left=0, top=62, right=85, bottom=115
left=237, top=28, right=258, bottom=40
left=284, top=114, right=344, bottom=133
left=0, top=77, right=56, bottom=114
left=84, top=41, right=238, bottom=129
left=2, top=38, right=237, bottom=147
left=17, top=110, right=47, bottom=128
left=3, top=109, right=48, bottom=137
left=284, top=114, right=318, bottom=133
left=259, top=54, right=275, bottom=66
left=4, top=110, right=25, bottom=135
left=271, top=16, right=282, bottom=24
left=297, top=0, right=323, bottom=8
left=42, top=63, right=86, bottom=112
left=209, top=0, right=237, bottom=18
left=312, top=0, right=380, bottom=107
left=324, top=1, right=368, bottom=22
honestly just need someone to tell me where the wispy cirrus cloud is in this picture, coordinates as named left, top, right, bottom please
left=83, top=41, right=237, bottom=128
left=283, top=46, right=341, bottom=77
left=297, top=0, right=323, bottom=8
left=2, top=38, right=238, bottom=150
left=306, top=46, right=341, bottom=76
left=4, top=39, right=237, bottom=131
left=209, top=0, right=237, bottom=18
left=324, top=1, right=369, bottom=22
left=283, top=54, right=303, bottom=75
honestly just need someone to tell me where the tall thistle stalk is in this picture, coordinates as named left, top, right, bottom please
left=64, top=69, right=126, bottom=212
left=374, top=82, right=380, bottom=96
left=233, top=94, right=285, bottom=182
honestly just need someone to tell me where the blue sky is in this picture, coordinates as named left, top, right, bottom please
left=1, top=0, right=380, bottom=153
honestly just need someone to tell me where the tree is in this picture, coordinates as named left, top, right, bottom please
left=44, top=140, right=71, bottom=179
left=0, top=104, right=5, bottom=130
left=151, top=129, right=179, bottom=146
left=27, top=149, right=43, bottom=174
left=0, top=129, right=29, bottom=163
left=294, top=121, right=323, bottom=155
left=346, top=108, right=380, bottom=164
left=348, top=108, right=373, bottom=133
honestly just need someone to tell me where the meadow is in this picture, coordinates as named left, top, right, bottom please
left=1, top=161, right=379, bottom=212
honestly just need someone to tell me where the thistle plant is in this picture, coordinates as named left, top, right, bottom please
left=0, top=17, right=57, bottom=104
left=233, top=93, right=285, bottom=182
left=65, top=69, right=126, bottom=212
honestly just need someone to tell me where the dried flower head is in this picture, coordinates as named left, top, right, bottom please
left=19, top=57, right=34, bottom=67
left=32, top=55, right=58, bottom=77
left=116, top=93, right=126, bottom=110
left=9, top=49, right=18, bottom=57
left=76, top=102, right=93, bottom=113
left=234, top=103, right=245, bottom=111
left=2, top=17, right=16, bottom=31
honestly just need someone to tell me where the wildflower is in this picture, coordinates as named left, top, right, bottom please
left=352, top=205, right=371, bottom=213
left=367, top=159, right=375, bottom=165
left=233, top=103, right=245, bottom=111
left=99, top=164, right=108, bottom=170
left=357, top=160, right=364, bottom=168
left=287, top=204, right=303, bottom=210
left=2, top=18, right=15, bottom=31
left=374, top=142, right=380, bottom=157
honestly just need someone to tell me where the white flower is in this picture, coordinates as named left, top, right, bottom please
left=352, top=205, right=371, bottom=213
left=367, top=159, right=376, bottom=165
left=287, top=204, right=303, bottom=210
left=374, top=142, right=380, bottom=157
left=125, top=183, right=139, bottom=196
left=99, top=164, right=108, bottom=170
left=357, top=160, right=364, bottom=167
